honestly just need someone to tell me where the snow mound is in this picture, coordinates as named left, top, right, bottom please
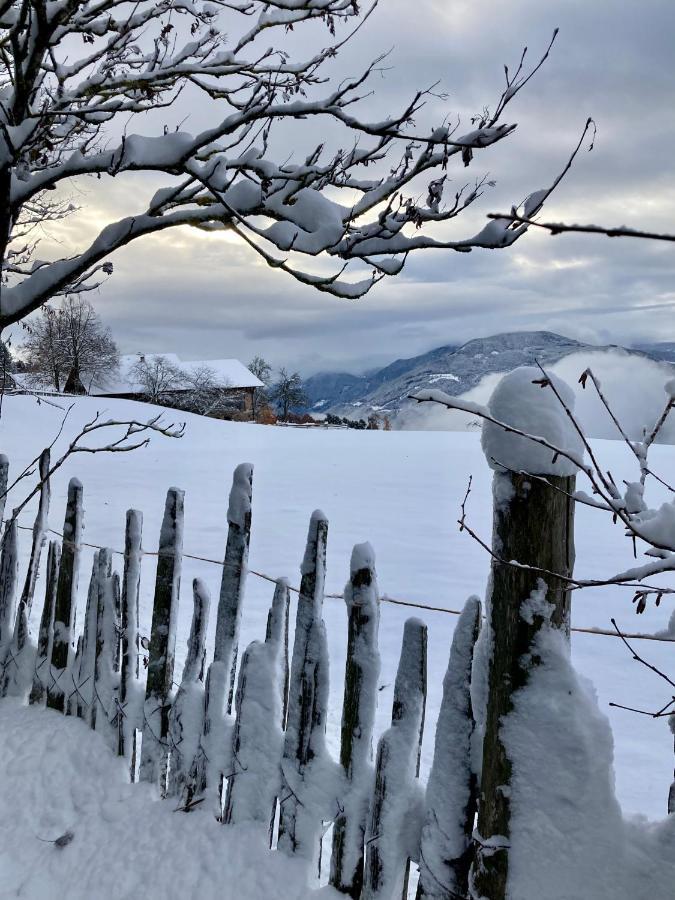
left=0, top=700, right=338, bottom=900
left=502, top=629, right=675, bottom=900
left=481, top=366, right=584, bottom=475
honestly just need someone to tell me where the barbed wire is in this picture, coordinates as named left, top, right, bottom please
left=9, top=520, right=675, bottom=645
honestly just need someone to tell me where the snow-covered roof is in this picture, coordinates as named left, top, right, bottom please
left=90, top=354, right=263, bottom=396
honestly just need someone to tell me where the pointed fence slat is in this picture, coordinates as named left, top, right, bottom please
left=225, top=579, right=290, bottom=829
left=119, top=509, right=143, bottom=766
left=266, top=577, right=291, bottom=730
left=92, top=548, right=120, bottom=751
left=265, top=578, right=291, bottom=845
left=330, top=543, right=381, bottom=898
left=139, top=487, right=184, bottom=793
left=0, top=518, right=18, bottom=668
left=184, top=464, right=252, bottom=809
left=167, top=578, right=210, bottom=800
left=29, top=540, right=60, bottom=706
left=0, top=454, right=8, bottom=526
left=47, top=478, right=84, bottom=712
left=363, top=618, right=427, bottom=900
left=278, top=510, right=330, bottom=866
left=68, top=553, right=99, bottom=721
left=417, top=596, right=482, bottom=900
left=2, top=449, right=51, bottom=698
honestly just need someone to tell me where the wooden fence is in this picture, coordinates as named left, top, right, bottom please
left=0, top=451, right=577, bottom=900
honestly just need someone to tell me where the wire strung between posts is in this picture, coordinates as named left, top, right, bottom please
left=10, top=521, right=675, bottom=645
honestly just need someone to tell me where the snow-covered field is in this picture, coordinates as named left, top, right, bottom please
left=1, top=393, right=675, bottom=896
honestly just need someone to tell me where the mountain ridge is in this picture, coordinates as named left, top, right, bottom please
left=301, top=331, right=672, bottom=418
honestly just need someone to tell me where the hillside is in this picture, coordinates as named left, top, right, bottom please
left=302, top=331, right=669, bottom=419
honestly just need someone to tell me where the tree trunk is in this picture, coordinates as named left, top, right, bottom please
left=469, top=471, right=575, bottom=900
left=0, top=454, right=8, bottom=525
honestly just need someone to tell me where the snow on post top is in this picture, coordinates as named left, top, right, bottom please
left=227, top=463, right=253, bottom=527
left=301, top=509, right=328, bottom=576
left=350, top=541, right=375, bottom=577
left=481, top=366, right=583, bottom=476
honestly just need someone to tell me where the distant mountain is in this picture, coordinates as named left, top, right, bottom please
left=302, top=331, right=672, bottom=419
left=634, top=342, right=675, bottom=364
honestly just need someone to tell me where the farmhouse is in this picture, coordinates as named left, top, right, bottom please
left=92, top=354, right=264, bottom=418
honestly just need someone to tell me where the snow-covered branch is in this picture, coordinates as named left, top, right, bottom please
left=0, top=2, right=582, bottom=326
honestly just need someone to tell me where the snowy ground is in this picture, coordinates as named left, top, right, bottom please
left=1, top=393, right=675, bottom=894
left=0, top=699, right=339, bottom=899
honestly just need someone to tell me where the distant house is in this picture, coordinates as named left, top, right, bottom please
left=92, top=354, right=264, bottom=418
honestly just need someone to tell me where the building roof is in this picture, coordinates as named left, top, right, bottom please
left=90, top=354, right=264, bottom=396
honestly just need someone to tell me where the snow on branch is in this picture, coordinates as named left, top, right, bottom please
left=0, top=4, right=582, bottom=325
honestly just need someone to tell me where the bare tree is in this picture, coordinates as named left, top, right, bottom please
left=248, top=355, right=272, bottom=422
left=129, top=355, right=183, bottom=403
left=22, top=297, right=119, bottom=393
left=271, top=368, right=307, bottom=421
left=0, top=5, right=586, bottom=333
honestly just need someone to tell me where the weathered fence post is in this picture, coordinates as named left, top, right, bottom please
left=469, top=369, right=578, bottom=900
left=29, top=540, right=61, bottom=706
left=68, top=553, right=99, bottom=721
left=139, top=487, right=184, bottom=793
left=265, top=577, right=291, bottom=843
left=119, top=509, right=143, bottom=767
left=47, top=478, right=83, bottom=712
left=417, top=596, right=482, bottom=900
left=0, top=517, right=18, bottom=665
left=91, top=548, right=120, bottom=750
left=266, top=577, right=291, bottom=730
left=224, top=579, right=291, bottom=828
left=2, top=449, right=51, bottom=697
left=363, top=618, right=427, bottom=900
left=167, top=578, right=210, bottom=800
left=330, top=543, right=381, bottom=898
left=277, top=510, right=330, bottom=867
left=184, top=463, right=252, bottom=809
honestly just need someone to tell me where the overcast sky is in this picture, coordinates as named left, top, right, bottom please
left=20, top=0, right=675, bottom=375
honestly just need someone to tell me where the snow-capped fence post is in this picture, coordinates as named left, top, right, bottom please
left=1, top=449, right=51, bottom=698
left=185, top=464, right=252, bottom=810
left=139, top=487, right=184, bottom=794
left=167, top=578, right=210, bottom=800
left=91, top=548, right=120, bottom=750
left=362, top=618, right=427, bottom=900
left=469, top=369, right=578, bottom=900
left=278, top=510, right=330, bottom=866
left=29, top=540, right=60, bottom=706
left=417, top=596, right=482, bottom=900
left=119, top=509, right=143, bottom=766
left=47, top=477, right=84, bottom=713
left=330, top=544, right=381, bottom=898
